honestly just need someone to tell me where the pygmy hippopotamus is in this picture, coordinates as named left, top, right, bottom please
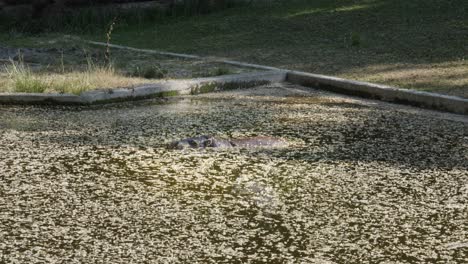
left=167, top=135, right=288, bottom=149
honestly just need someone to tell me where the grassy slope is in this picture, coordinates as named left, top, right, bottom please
left=108, top=0, right=468, bottom=96
left=2, top=0, right=468, bottom=96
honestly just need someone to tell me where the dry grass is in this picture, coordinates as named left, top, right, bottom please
left=0, top=60, right=151, bottom=95
left=0, top=42, right=251, bottom=94
left=339, top=61, right=468, bottom=97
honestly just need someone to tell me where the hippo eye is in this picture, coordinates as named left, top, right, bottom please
left=188, top=139, right=199, bottom=147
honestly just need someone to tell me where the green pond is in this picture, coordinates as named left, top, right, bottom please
left=0, top=84, right=467, bottom=263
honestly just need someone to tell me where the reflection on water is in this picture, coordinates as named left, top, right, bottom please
left=0, top=88, right=467, bottom=263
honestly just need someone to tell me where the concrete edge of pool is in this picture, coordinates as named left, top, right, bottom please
left=87, top=41, right=468, bottom=115
left=0, top=71, right=286, bottom=105
left=2, top=40, right=468, bottom=115
left=286, top=71, right=468, bottom=115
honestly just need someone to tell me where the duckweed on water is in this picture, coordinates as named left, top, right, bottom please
left=0, top=83, right=467, bottom=263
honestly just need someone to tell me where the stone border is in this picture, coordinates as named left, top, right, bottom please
left=87, top=41, right=468, bottom=115
left=0, top=71, right=286, bottom=105
left=286, top=71, right=468, bottom=115
left=2, top=40, right=468, bottom=115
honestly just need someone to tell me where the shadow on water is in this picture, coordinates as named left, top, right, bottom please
left=259, top=111, right=468, bottom=170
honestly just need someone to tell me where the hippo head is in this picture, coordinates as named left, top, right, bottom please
left=168, top=135, right=233, bottom=149
left=168, top=135, right=210, bottom=149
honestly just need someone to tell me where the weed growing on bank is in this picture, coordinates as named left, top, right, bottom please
left=2, top=58, right=148, bottom=95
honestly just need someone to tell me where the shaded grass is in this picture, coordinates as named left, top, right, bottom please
left=81, top=0, right=466, bottom=96
left=193, top=67, right=233, bottom=78
left=0, top=0, right=245, bottom=34
left=129, top=64, right=167, bottom=79
left=1, top=0, right=467, bottom=96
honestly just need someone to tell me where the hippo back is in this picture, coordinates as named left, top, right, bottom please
left=231, top=136, right=288, bottom=148
left=167, top=135, right=210, bottom=149
left=204, top=137, right=233, bottom=148
left=168, top=135, right=287, bottom=149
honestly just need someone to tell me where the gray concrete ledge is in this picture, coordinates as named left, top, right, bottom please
left=287, top=71, right=468, bottom=115
left=0, top=93, right=85, bottom=105
left=88, top=41, right=468, bottom=115
left=88, top=41, right=202, bottom=60
left=0, top=71, right=286, bottom=105
left=5, top=41, right=468, bottom=114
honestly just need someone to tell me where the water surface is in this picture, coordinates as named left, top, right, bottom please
left=1, top=84, right=467, bottom=263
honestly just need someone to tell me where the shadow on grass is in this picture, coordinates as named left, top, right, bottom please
left=1, top=0, right=466, bottom=95
left=71, top=0, right=464, bottom=95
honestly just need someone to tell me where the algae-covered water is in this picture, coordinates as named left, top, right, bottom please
left=0, top=84, right=467, bottom=263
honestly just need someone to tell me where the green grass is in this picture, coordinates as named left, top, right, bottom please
left=100, top=0, right=467, bottom=97
left=0, top=43, right=250, bottom=94
left=1, top=0, right=467, bottom=96
left=3, top=60, right=47, bottom=93
left=101, top=0, right=467, bottom=59
left=129, top=64, right=167, bottom=79
left=193, top=67, right=233, bottom=78
left=212, top=67, right=232, bottom=76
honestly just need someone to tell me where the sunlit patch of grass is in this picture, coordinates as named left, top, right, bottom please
left=335, top=3, right=375, bottom=12
left=3, top=59, right=47, bottom=93
left=340, top=61, right=468, bottom=97
left=285, top=3, right=375, bottom=18
left=284, top=8, right=326, bottom=18
left=1, top=59, right=151, bottom=95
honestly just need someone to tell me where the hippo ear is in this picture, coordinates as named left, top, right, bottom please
left=204, top=138, right=214, bottom=148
